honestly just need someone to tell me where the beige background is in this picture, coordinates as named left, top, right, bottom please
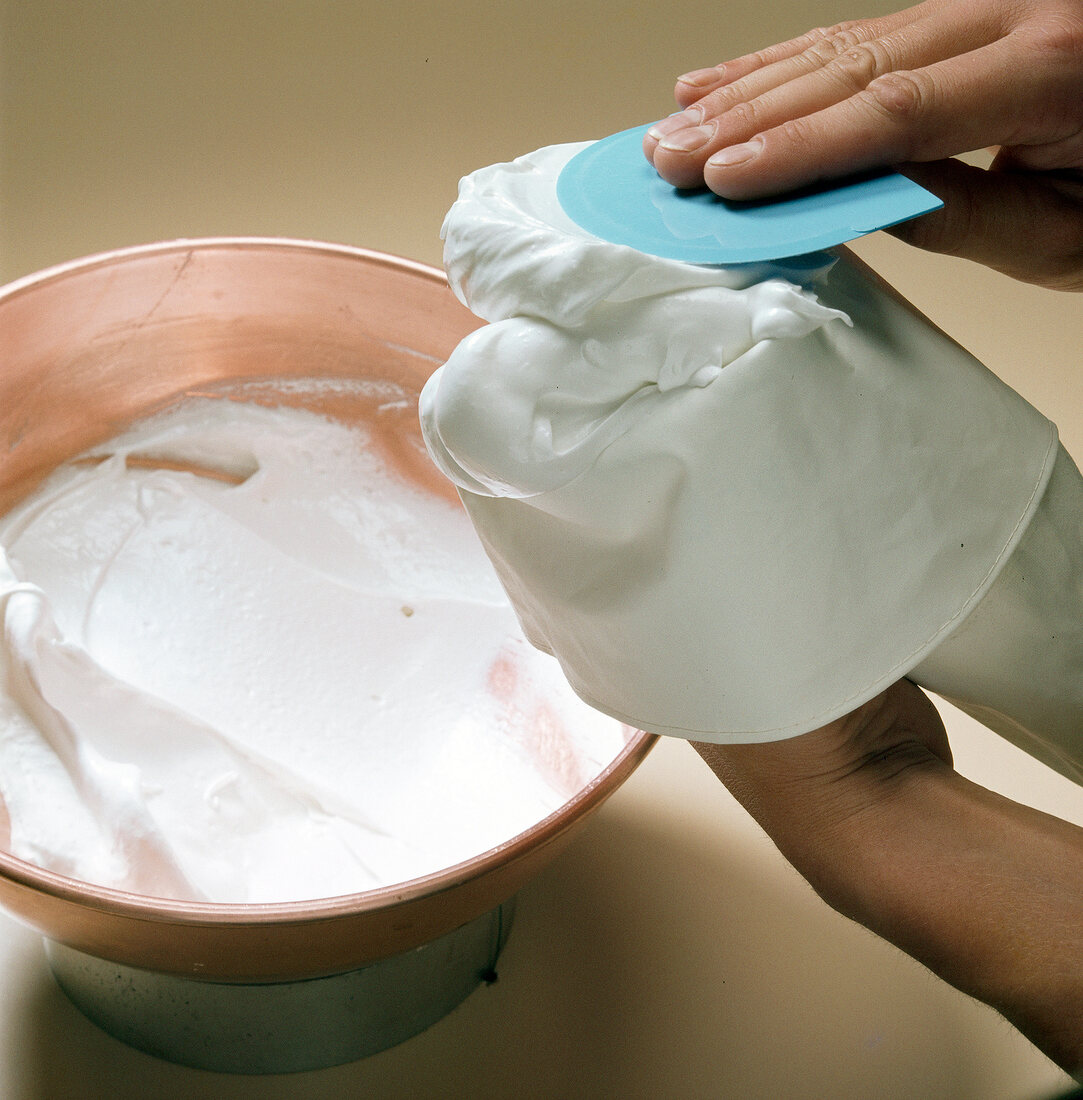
left=1, top=2, right=1081, bottom=1097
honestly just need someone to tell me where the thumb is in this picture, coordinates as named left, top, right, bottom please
left=889, top=158, right=1083, bottom=291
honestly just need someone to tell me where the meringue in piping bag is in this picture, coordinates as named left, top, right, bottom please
left=421, top=141, right=1083, bottom=782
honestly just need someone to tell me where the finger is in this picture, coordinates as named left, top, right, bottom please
left=648, top=6, right=995, bottom=188
left=672, top=64, right=728, bottom=108
left=653, top=18, right=924, bottom=159
left=651, top=24, right=906, bottom=164
left=672, top=7, right=930, bottom=107
left=670, top=29, right=859, bottom=109
left=997, top=122, right=1083, bottom=175
left=701, top=33, right=1066, bottom=199
left=888, top=159, right=1083, bottom=290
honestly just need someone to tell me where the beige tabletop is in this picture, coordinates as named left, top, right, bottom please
left=1, top=2, right=1081, bottom=1097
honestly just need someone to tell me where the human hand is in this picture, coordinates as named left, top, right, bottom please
left=693, top=680, right=1083, bottom=1071
left=644, top=0, right=1083, bottom=196
left=642, top=0, right=1083, bottom=288
left=886, top=156, right=1083, bottom=290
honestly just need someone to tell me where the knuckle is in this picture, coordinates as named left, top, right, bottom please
left=832, top=19, right=869, bottom=37
left=783, top=24, right=835, bottom=58
left=775, top=116, right=818, bottom=157
left=698, top=83, right=749, bottom=119
left=726, top=98, right=763, bottom=132
left=747, top=30, right=817, bottom=69
left=748, top=44, right=780, bottom=70
left=828, top=39, right=895, bottom=90
left=864, top=69, right=934, bottom=129
left=806, top=21, right=864, bottom=49
left=826, top=24, right=865, bottom=52
left=801, top=24, right=865, bottom=67
left=791, top=17, right=880, bottom=50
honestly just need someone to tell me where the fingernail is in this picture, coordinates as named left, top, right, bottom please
left=657, top=122, right=716, bottom=154
left=677, top=65, right=724, bottom=88
left=708, top=136, right=763, bottom=167
left=646, top=107, right=703, bottom=141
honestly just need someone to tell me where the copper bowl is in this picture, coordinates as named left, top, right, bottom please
left=0, top=238, right=655, bottom=985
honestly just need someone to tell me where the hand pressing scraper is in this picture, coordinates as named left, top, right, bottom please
left=556, top=122, right=943, bottom=264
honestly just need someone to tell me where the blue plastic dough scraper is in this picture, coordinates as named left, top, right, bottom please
left=556, top=122, right=943, bottom=264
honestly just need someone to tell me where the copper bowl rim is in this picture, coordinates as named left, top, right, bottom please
left=0, top=736, right=655, bottom=927
left=0, top=235, right=447, bottom=306
left=0, top=236, right=658, bottom=929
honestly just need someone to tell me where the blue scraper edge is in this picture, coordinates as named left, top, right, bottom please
left=556, top=123, right=944, bottom=264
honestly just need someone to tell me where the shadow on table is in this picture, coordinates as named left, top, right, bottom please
left=1, top=773, right=1058, bottom=1100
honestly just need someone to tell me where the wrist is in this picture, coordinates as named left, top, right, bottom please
left=695, top=731, right=948, bottom=904
left=701, top=734, right=1083, bottom=1071
left=693, top=682, right=951, bottom=872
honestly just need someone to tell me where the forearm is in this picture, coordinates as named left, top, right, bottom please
left=696, top=732, right=1083, bottom=1072
left=805, top=764, right=1082, bottom=1071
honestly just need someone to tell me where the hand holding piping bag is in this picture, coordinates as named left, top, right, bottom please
left=643, top=0, right=1083, bottom=289
left=694, top=681, right=1083, bottom=1075
left=640, top=0, right=1083, bottom=1071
